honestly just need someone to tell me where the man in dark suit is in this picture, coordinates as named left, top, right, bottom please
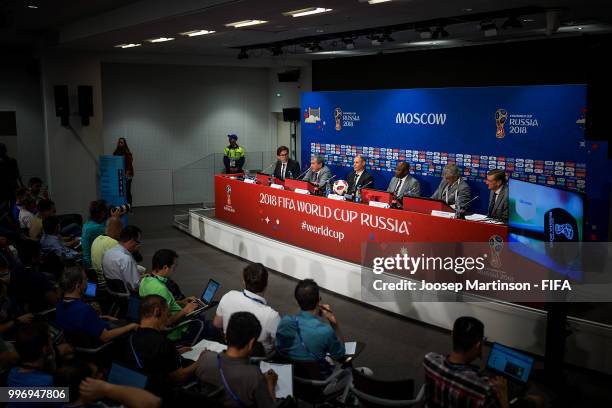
left=273, top=146, right=301, bottom=180
left=387, top=162, right=420, bottom=198
left=431, top=163, right=471, bottom=211
left=346, top=155, right=374, bottom=195
left=485, top=169, right=509, bottom=223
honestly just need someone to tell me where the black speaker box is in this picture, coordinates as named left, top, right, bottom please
left=283, top=108, right=301, bottom=122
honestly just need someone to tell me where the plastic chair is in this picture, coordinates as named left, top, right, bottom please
left=350, top=367, right=425, bottom=408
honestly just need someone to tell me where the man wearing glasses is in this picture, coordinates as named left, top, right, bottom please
left=273, top=146, right=301, bottom=181
left=101, top=225, right=143, bottom=291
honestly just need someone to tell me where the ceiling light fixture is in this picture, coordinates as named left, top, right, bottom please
left=147, top=37, right=174, bottom=43
left=284, top=7, right=332, bottom=17
left=27, top=5, right=38, bottom=9
left=226, top=20, right=268, bottom=28
left=180, top=29, right=216, bottom=37
left=115, top=43, right=141, bottom=49
left=480, top=20, right=498, bottom=37
left=366, top=0, right=393, bottom=4
left=238, top=48, right=249, bottom=59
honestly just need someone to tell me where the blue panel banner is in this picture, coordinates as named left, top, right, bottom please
left=99, top=155, right=126, bottom=208
left=300, top=85, right=610, bottom=239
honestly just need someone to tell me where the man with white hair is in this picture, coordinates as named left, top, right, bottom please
left=431, top=163, right=472, bottom=211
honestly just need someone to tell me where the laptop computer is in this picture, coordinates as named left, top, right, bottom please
left=485, top=342, right=534, bottom=401
left=186, top=279, right=220, bottom=317
left=108, top=362, right=148, bottom=389
left=84, top=281, right=97, bottom=298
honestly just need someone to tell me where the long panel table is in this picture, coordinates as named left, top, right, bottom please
left=214, top=174, right=507, bottom=265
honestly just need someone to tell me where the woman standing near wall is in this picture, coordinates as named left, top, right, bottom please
left=113, top=137, right=134, bottom=206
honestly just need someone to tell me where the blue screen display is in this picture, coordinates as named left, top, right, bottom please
left=487, top=343, right=534, bottom=383
left=202, top=280, right=219, bottom=303
left=85, top=282, right=97, bottom=297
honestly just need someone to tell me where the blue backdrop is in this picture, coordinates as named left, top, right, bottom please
left=301, top=85, right=611, bottom=240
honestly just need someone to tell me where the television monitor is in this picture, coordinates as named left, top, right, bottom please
left=508, top=178, right=584, bottom=279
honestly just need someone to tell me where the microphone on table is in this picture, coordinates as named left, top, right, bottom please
left=455, top=195, right=478, bottom=219
left=295, top=168, right=310, bottom=180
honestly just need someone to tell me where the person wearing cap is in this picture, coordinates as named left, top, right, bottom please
left=224, top=134, right=246, bottom=174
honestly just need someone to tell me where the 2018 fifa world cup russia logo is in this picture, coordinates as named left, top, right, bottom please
left=488, top=235, right=504, bottom=269
left=334, top=107, right=342, bottom=131
left=495, top=109, right=508, bottom=138
left=225, top=185, right=232, bottom=206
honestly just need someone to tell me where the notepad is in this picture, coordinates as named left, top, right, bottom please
left=344, top=341, right=357, bottom=355
left=181, top=339, right=227, bottom=361
left=465, top=213, right=489, bottom=221
left=260, top=361, right=293, bottom=398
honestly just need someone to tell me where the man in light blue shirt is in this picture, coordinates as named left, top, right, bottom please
left=276, top=279, right=345, bottom=376
left=40, top=216, right=79, bottom=261
left=102, top=225, right=142, bottom=291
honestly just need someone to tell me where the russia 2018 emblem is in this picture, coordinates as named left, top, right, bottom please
left=495, top=109, right=508, bottom=138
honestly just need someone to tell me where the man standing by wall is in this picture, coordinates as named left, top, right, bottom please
left=224, top=134, right=245, bottom=174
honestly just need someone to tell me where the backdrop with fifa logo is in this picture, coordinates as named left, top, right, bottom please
left=300, top=84, right=611, bottom=240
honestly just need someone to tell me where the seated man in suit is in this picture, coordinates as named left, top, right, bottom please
left=346, top=155, right=374, bottom=196
left=485, top=169, right=509, bottom=223
left=301, top=155, right=332, bottom=188
left=387, top=162, right=420, bottom=198
left=273, top=146, right=300, bottom=180
left=431, top=163, right=472, bottom=211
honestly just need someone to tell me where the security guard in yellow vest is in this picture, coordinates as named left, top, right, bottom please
left=223, top=134, right=245, bottom=174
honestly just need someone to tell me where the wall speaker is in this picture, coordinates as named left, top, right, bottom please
left=283, top=107, right=301, bottom=122
left=78, top=85, right=93, bottom=126
left=54, top=85, right=69, bottom=126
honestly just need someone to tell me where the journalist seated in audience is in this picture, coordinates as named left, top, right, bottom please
left=139, top=249, right=221, bottom=344
left=54, top=359, right=161, bottom=408
left=9, top=240, right=59, bottom=313
left=55, top=266, right=138, bottom=346
left=90, top=216, right=122, bottom=294
left=101, top=225, right=142, bottom=291
left=40, top=216, right=80, bottom=262
left=197, top=311, right=278, bottom=408
left=7, top=322, right=55, bottom=388
left=214, top=263, right=280, bottom=356
left=17, top=195, right=36, bottom=233
left=29, top=199, right=81, bottom=243
left=276, top=278, right=357, bottom=394
left=423, top=316, right=542, bottom=408
left=122, top=295, right=200, bottom=398
left=82, top=200, right=122, bottom=269
left=0, top=280, right=34, bottom=335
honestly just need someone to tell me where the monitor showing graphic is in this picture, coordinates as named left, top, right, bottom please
left=487, top=343, right=534, bottom=383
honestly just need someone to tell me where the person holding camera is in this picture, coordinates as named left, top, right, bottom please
left=114, top=138, right=134, bottom=206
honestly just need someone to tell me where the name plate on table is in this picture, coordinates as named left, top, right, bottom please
left=369, top=201, right=390, bottom=209
left=243, top=178, right=256, bottom=184
left=294, top=188, right=310, bottom=195
left=327, top=194, right=345, bottom=201
left=270, top=183, right=284, bottom=190
left=431, top=210, right=456, bottom=219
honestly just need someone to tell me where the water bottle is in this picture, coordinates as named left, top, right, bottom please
left=325, top=182, right=332, bottom=197
left=355, top=187, right=362, bottom=203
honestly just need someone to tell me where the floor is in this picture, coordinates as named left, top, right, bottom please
left=131, top=205, right=611, bottom=407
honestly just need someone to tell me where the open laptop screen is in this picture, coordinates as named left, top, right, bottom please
left=201, top=279, right=220, bottom=304
left=486, top=343, right=534, bottom=383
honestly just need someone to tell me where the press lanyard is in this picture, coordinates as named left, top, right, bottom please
left=217, top=354, right=246, bottom=407
left=242, top=291, right=265, bottom=305
left=292, top=316, right=323, bottom=361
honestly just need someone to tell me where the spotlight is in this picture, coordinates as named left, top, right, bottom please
left=418, top=28, right=433, bottom=40
left=238, top=48, right=249, bottom=59
left=271, top=46, right=283, bottom=56
left=432, top=25, right=449, bottom=39
left=480, top=20, right=498, bottom=37
left=501, top=16, right=522, bottom=29
left=343, top=38, right=355, bottom=49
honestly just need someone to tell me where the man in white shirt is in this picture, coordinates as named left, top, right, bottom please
left=387, top=162, right=420, bottom=198
left=213, top=263, right=280, bottom=356
left=101, top=225, right=142, bottom=291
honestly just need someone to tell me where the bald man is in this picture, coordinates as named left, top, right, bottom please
left=387, top=162, right=420, bottom=198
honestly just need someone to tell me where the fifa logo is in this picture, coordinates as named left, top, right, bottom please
left=488, top=235, right=504, bottom=269
left=225, top=185, right=232, bottom=206
left=334, top=107, right=342, bottom=131
left=495, top=109, right=508, bottom=138
left=555, top=223, right=574, bottom=240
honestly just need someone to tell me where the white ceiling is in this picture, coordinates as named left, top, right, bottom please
left=3, top=0, right=612, bottom=60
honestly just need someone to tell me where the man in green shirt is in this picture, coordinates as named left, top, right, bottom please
left=139, top=249, right=220, bottom=344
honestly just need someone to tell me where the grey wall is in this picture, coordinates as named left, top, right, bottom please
left=102, top=62, right=275, bottom=206
left=0, top=59, right=46, bottom=182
